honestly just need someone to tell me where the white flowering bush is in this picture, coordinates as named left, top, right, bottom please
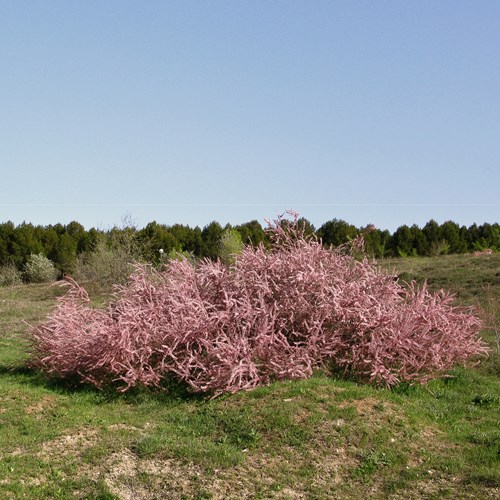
left=23, top=254, right=57, bottom=283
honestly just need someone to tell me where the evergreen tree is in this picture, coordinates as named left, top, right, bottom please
left=0, top=222, right=15, bottom=265
left=41, top=227, right=60, bottom=261
left=422, top=220, right=440, bottom=254
left=317, top=219, right=358, bottom=247
left=169, top=224, right=203, bottom=256
left=77, top=227, right=101, bottom=254
left=137, top=222, right=180, bottom=262
left=10, top=223, right=44, bottom=267
left=362, top=227, right=388, bottom=258
left=466, top=223, right=480, bottom=251
left=440, top=221, right=466, bottom=254
left=234, top=220, right=267, bottom=247
left=478, top=223, right=500, bottom=251
left=410, top=224, right=429, bottom=256
left=297, top=217, right=316, bottom=238
left=50, top=233, right=78, bottom=274
left=201, top=221, right=224, bottom=260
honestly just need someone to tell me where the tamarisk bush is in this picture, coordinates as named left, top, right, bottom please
left=28, top=211, right=489, bottom=396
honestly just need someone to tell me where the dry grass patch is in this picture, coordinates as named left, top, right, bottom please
left=83, top=448, right=207, bottom=500
left=24, top=394, right=57, bottom=416
left=39, top=427, right=99, bottom=461
left=91, top=445, right=336, bottom=499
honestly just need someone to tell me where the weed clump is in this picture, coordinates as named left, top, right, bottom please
left=27, top=211, right=489, bottom=396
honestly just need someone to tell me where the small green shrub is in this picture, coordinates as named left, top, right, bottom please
left=73, top=231, right=141, bottom=292
left=429, top=239, right=451, bottom=256
left=166, top=249, right=196, bottom=264
left=23, top=254, right=57, bottom=283
left=0, top=262, right=22, bottom=286
left=218, top=228, right=243, bottom=265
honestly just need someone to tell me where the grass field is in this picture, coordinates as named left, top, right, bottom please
left=0, top=254, right=499, bottom=499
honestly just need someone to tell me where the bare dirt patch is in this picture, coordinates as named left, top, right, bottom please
left=338, top=396, right=386, bottom=415
left=38, top=427, right=99, bottom=461
left=99, top=448, right=206, bottom=500
left=107, top=423, right=144, bottom=433
left=80, top=444, right=346, bottom=499
left=25, top=395, right=57, bottom=416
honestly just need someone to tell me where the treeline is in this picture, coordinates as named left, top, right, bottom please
left=0, top=217, right=498, bottom=275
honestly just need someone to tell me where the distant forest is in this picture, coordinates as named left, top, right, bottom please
left=0, top=217, right=498, bottom=275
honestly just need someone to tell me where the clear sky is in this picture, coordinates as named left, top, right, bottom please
left=1, top=1, right=499, bottom=231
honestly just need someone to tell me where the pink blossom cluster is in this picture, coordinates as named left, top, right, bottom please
left=28, top=212, right=489, bottom=396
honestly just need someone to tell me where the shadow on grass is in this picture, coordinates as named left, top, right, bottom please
left=1, top=356, right=494, bottom=410
left=0, top=363, right=207, bottom=405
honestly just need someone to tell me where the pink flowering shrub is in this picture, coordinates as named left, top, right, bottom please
left=28, top=211, right=489, bottom=396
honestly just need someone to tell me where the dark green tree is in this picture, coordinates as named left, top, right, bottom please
left=10, top=223, right=44, bottom=267
left=391, top=225, right=415, bottom=257
left=466, top=223, right=480, bottom=251
left=40, top=226, right=60, bottom=260
left=410, top=224, right=429, bottom=256
left=50, top=233, right=78, bottom=275
left=0, top=222, right=15, bottom=265
left=422, top=220, right=440, bottom=253
left=137, top=222, right=180, bottom=262
left=169, top=224, right=203, bottom=256
left=66, top=221, right=87, bottom=254
left=201, top=221, right=224, bottom=260
left=234, top=220, right=268, bottom=247
left=317, top=219, right=358, bottom=247
left=477, top=223, right=500, bottom=251
left=459, top=225, right=469, bottom=252
left=361, top=226, right=389, bottom=258
left=77, top=227, right=101, bottom=254
left=297, top=217, right=316, bottom=238
left=440, top=221, right=466, bottom=254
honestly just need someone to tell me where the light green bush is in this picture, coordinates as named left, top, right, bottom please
left=429, top=239, right=450, bottom=256
left=73, top=231, right=141, bottom=292
left=166, top=248, right=196, bottom=264
left=218, top=229, right=243, bottom=265
left=23, top=254, right=57, bottom=283
left=0, top=263, right=22, bottom=286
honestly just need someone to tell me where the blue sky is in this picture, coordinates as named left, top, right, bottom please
left=1, top=1, right=499, bottom=231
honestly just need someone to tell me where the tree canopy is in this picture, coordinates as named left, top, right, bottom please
left=0, top=217, right=498, bottom=276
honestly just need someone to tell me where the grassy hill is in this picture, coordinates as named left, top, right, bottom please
left=0, top=254, right=498, bottom=498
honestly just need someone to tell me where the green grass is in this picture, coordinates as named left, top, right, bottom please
left=0, top=254, right=499, bottom=498
left=379, top=253, right=499, bottom=304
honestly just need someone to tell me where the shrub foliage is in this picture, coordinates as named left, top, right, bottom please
left=28, top=212, right=489, bottom=396
left=73, top=233, right=139, bottom=292
left=0, top=262, right=22, bottom=286
left=23, top=253, right=57, bottom=283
